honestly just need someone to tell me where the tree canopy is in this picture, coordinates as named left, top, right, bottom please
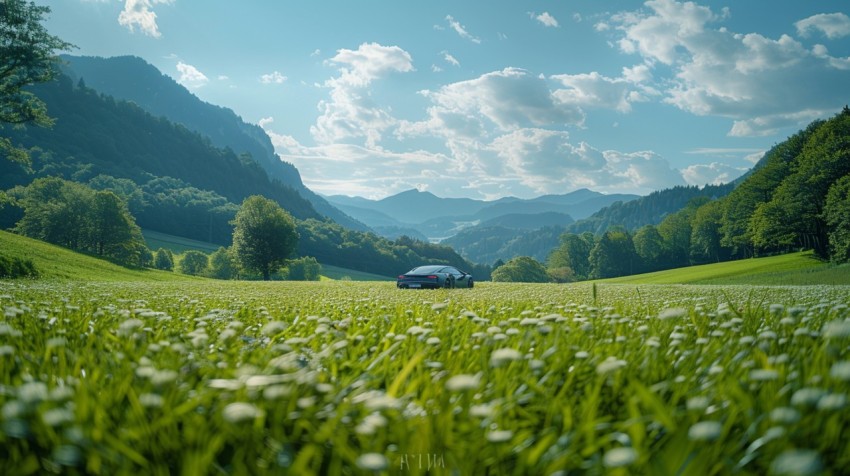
left=232, top=195, right=299, bottom=280
left=1, top=0, right=73, bottom=164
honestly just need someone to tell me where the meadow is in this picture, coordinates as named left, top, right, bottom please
left=1, top=278, right=849, bottom=475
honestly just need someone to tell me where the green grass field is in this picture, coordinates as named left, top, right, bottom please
left=2, top=233, right=850, bottom=474
left=142, top=229, right=391, bottom=281
left=0, top=230, right=197, bottom=282
left=599, top=251, right=850, bottom=285
left=141, top=229, right=223, bottom=254
left=1, top=279, right=848, bottom=474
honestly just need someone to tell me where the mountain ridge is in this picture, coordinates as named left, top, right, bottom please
left=59, top=54, right=366, bottom=231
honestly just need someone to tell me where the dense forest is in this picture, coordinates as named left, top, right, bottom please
left=59, top=55, right=364, bottom=231
left=548, top=107, right=850, bottom=280
left=0, top=72, right=491, bottom=278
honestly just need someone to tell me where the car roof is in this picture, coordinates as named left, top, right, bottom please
left=409, top=265, right=451, bottom=274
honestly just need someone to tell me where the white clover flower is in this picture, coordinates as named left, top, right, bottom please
left=770, top=407, right=800, bottom=424
left=431, top=303, right=448, bottom=311
left=486, top=430, right=513, bottom=443
left=596, top=357, right=627, bottom=375
left=688, top=421, right=722, bottom=441
left=470, top=404, right=495, bottom=418
left=829, top=361, right=850, bottom=381
left=356, top=453, right=388, bottom=471
left=139, top=393, right=164, bottom=408
left=791, top=388, right=826, bottom=407
left=770, top=449, right=823, bottom=476
left=0, top=345, right=14, bottom=356
left=261, top=321, right=287, bottom=336
left=117, top=318, right=144, bottom=336
left=41, top=408, right=74, bottom=427
left=222, top=402, right=263, bottom=423
left=687, top=396, right=711, bottom=412
left=816, top=393, right=846, bottom=411
left=445, top=374, right=480, bottom=392
left=18, top=381, right=48, bottom=403
left=658, top=308, right=687, bottom=320
left=603, top=447, right=637, bottom=468
left=749, top=369, right=780, bottom=382
left=490, top=348, right=522, bottom=367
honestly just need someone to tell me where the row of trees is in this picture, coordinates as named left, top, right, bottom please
left=494, top=108, right=850, bottom=283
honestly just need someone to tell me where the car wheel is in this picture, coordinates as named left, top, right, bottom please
left=444, top=277, right=454, bottom=289
left=468, top=279, right=474, bottom=288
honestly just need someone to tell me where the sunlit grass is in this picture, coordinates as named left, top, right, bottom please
left=1, top=280, right=848, bottom=474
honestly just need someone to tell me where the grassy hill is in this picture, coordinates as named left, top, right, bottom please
left=599, top=251, right=850, bottom=285
left=0, top=230, right=198, bottom=282
left=143, top=229, right=392, bottom=281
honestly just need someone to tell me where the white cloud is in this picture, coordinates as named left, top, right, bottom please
left=551, top=72, right=637, bottom=112
left=311, top=43, right=414, bottom=147
left=175, top=62, right=208, bottom=89
left=217, top=75, right=229, bottom=81
left=260, top=71, right=287, bottom=84
left=117, top=0, right=173, bottom=38
left=401, top=68, right=584, bottom=142
left=489, top=129, right=685, bottom=194
left=530, top=11, right=560, bottom=28
left=608, top=0, right=850, bottom=136
left=796, top=13, right=850, bottom=40
left=681, top=162, right=747, bottom=185
left=442, top=51, right=460, bottom=67
left=446, top=15, right=481, bottom=44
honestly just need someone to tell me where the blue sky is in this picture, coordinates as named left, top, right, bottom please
left=38, top=0, right=850, bottom=200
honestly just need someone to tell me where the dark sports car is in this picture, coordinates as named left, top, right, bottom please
left=397, top=265, right=474, bottom=289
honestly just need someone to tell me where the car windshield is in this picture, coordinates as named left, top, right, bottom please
left=408, top=265, right=447, bottom=274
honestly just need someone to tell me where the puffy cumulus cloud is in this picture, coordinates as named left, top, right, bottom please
left=400, top=68, right=584, bottom=141
left=118, top=0, right=173, bottom=38
left=445, top=15, right=481, bottom=44
left=259, top=121, right=458, bottom=199
left=176, top=62, right=208, bottom=89
left=260, top=71, right=287, bottom=84
left=482, top=129, right=686, bottom=195
left=608, top=0, right=850, bottom=136
left=681, top=162, right=747, bottom=185
left=796, top=13, right=850, bottom=40
left=530, top=12, right=559, bottom=28
left=551, top=71, right=649, bottom=113
left=311, top=43, right=414, bottom=147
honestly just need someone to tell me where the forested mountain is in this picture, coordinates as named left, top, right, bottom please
left=442, top=225, right=567, bottom=265
left=548, top=107, right=850, bottom=281
left=0, top=72, right=492, bottom=278
left=59, top=55, right=364, bottom=231
left=0, top=73, right=319, bottom=242
left=566, top=183, right=735, bottom=235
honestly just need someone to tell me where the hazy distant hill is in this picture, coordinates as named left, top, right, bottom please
left=60, top=55, right=365, bottom=230
left=326, top=188, right=637, bottom=240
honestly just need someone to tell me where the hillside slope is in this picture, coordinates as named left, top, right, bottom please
left=0, top=230, right=198, bottom=281
left=60, top=55, right=365, bottom=231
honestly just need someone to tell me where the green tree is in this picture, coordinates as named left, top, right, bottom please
left=90, top=190, right=141, bottom=257
left=690, top=199, right=727, bottom=264
left=824, top=174, right=850, bottom=263
left=491, top=256, right=550, bottom=283
left=154, top=248, right=174, bottom=271
left=285, top=256, right=321, bottom=281
left=232, top=195, right=298, bottom=280
left=589, top=229, right=637, bottom=279
left=1, top=0, right=74, bottom=164
left=548, top=232, right=593, bottom=280
left=206, top=246, right=235, bottom=279
left=178, top=250, right=208, bottom=276
left=632, top=225, right=664, bottom=272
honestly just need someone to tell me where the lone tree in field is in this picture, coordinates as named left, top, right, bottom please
left=1, top=0, right=74, bottom=165
left=232, top=195, right=298, bottom=280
